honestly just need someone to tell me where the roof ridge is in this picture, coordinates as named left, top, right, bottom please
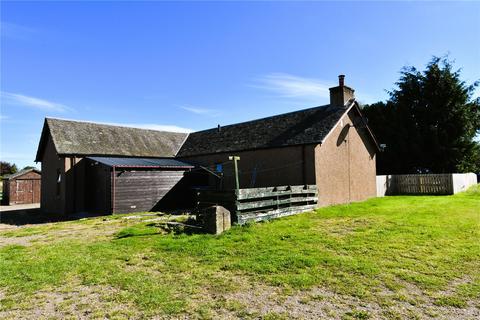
left=177, top=103, right=346, bottom=157
left=3, top=168, right=41, bottom=180
left=191, top=104, right=330, bottom=134
left=175, top=132, right=191, bottom=157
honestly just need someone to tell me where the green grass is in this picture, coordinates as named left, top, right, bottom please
left=0, top=187, right=479, bottom=318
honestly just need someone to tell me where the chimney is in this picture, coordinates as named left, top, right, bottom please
left=329, top=74, right=355, bottom=107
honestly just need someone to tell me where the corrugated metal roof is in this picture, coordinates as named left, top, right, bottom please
left=87, top=157, right=194, bottom=168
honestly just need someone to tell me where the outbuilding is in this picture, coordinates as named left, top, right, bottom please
left=2, top=168, right=41, bottom=205
left=85, top=157, right=194, bottom=214
left=34, top=119, right=190, bottom=214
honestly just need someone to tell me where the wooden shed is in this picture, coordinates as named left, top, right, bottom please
left=2, top=168, right=41, bottom=205
left=85, top=157, right=195, bottom=214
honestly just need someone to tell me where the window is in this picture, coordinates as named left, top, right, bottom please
left=214, top=163, right=224, bottom=189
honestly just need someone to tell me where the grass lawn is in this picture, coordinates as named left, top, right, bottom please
left=0, top=186, right=479, bottom=319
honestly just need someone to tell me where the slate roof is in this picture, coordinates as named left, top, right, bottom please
left=35, top=118, right=188, bottom=161
left=177, top=104, right=351, bottom=157
left=36, top=100, right=377, bottom=162
left=3, top=168, right=41, bottom=180
left=87, top=156, right=194, bottom=168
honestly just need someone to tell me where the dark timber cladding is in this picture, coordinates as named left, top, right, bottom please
left=87, top=157, right=194, bottom=214
left=114, top=170, right=186, bottom=213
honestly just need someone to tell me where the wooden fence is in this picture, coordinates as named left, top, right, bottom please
left=195, top=185, right=318, bottom=225
left=377, top=173, right=477, bottom=196
left=394, top=174, right=453, bottom=195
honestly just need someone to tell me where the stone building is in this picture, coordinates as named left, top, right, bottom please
left=35, top=75, right=378, bottom=214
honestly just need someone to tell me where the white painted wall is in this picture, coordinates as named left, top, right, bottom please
left=452, top=173, right=478, bottom=193
left=376, top=173, right=478, bottom=196
left=376, top=175, right=389, bottom=197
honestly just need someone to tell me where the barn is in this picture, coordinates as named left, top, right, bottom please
left=35, top=75, right=379, bottom=215
left=2, top=168, right=41, bottom=205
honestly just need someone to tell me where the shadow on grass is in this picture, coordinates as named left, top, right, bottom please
left=0, top=208, right=107, bottom=226
left=114, top=221, right=206, bottom=240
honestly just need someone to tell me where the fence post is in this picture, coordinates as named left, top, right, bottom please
left=228, top=156, right=240, bottom=192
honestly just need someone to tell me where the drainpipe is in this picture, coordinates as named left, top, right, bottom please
left=112, top=166, right=116, bottom=214
left=72, top=157, right=76, bottom=213
left=347, top=128, right=351, bottom=203
left=302, top=145, right=306, bottom=186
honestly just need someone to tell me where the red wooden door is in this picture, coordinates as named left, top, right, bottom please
left=32, top=179, right=41, bottom=203
left=15, top=180, right=34, bottom=204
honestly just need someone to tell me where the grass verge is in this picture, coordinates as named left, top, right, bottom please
left=0, top=187, right=479, bottom=319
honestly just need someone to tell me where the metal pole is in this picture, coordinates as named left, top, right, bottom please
left=228, top=156, right=240, bottom=191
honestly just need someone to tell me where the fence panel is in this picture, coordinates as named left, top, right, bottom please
left=195, top=185, right=318, bottom=224
left=393, top=174, right=453, bottom=195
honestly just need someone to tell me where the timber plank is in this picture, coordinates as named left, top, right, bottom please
left=236, top=196, right=318, bottom=210
left=236, top=204, right=317, bottom=224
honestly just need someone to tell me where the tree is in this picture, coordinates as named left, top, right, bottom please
left=363, top=56, right=480, bottom=174
left=0, top=161, right=18, bottom=176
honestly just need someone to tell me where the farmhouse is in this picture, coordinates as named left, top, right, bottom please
left=35, top=75, right=379, bottom=215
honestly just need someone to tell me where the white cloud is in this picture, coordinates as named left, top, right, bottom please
left=49, top=117, right=194, bottom=133
left=1, top=92, right=73, bottom=113
left=180, top=105, right=220, bottom=116
left=253, top=73, right=333, bottom=100
left=1, top=21, right=37, bottom=40
left=122, top=123, right=193, bottom=133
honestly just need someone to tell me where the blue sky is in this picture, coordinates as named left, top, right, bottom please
left=1, top=1, right=479, bottom=169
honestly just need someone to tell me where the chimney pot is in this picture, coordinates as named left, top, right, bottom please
left=329, top=74, right=354, bottom=106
